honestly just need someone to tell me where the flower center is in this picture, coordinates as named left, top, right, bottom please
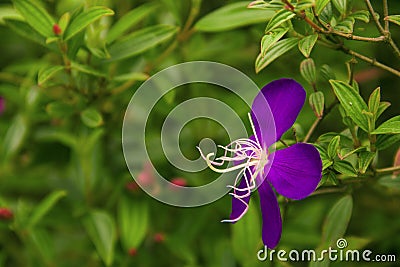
left=197, top=113, right=269, bottom=222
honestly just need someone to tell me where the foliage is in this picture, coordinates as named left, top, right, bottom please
left=0, top=0, right=400, bottom=266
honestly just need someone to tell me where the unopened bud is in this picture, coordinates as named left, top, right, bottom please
left=0, top=208, right=13, bottom=220
left=128, top=248, right=137, bottom=257
left=153, top=232, right=165, bottom=243
left=171, top=177, right=187, bottom=187
left=53, top=24, right=62, bottom=35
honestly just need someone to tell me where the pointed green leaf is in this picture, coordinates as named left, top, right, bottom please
left=329, top=80, right=369, bottom=132
left=309, top=91, right=325, bottom=118
left=70, top=61, right=106, bottom=77
left=5, top=19, right=46, bottom=47
left=377, top=101, right=391, bottom=119
left=368, top=87, right=380, bottom=118
left=349, top=10, right=369, bottom=23
left=315, top=0, right=331, bottom=15
left=328, top=136, right=340, bottom=159
left=332, top=0, right=347, bottom=14
left=34, top=128, right=77, bottom=149
left=83, top=210, right=116, bottom=266
left=64, top=6, right=114, bottom=41
left=29, top=228, right=54, bottom=263
left=379, top=175, right=400, bottom=189
left=358, top=151, right=375, bottom=174
left=118, top=197, right=149, bottom=251
left=300, top=58, right=317, bottom=85
left=372, top=115, right=400, bottom=134
left=385, top=15, right=400, bottom=26
left=295, top=0, right=315, bottom=11
left=261, top=28, right=288, bottom=56
left=322, top=195, right=353, bottom=246
left=320, top=64, right=336, bottom=81
left=13, top=0, right=55, bottom=37
left=333, top=17, right=354, bottom=33
left=106, top=3, right=158, bottom=43
left=376, top=134, right=400, bottom=150
left=264, top=9, right=296, bottom=33
left=38, top=65, right=64, bottom=86
left=338, top=146, right=365, bottom=160
left=195, top=2, right=274, bottom=32
left=298, top=34, right=318, bottom=58
left=2, top=114, right=28, bottom=160
left=109, top=25, right=178, bottom=60
left=255, top=37, right=298, bottom=73
left=333, top=160, right=357, bottom=177
left=46, top=102, right=75, bottom=118
left=81, top=108, right=103, bottom=128
left=28, top=191, right=67, bottom=227
left=113, top=72, right=149, bottom=82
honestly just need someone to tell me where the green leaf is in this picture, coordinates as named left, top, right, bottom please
left=320, top=64, right=336, bottom=81
left=376, top=134, right=400, bottom=150
left=70, top=61, right=106, bottom=77
left=329, top=80, right=369, bottom=132
left=368, top=87, right=380, bottom=118
left=315, top=0, right=331, bottom=15
left=300, top=58, right=317, bottom=85
left=372, top=115, right=400, bottom=134
left=358, top=151, right=375, bottom=174
left=28, top=191, right=67, bottom=227
left=195, top=1, right=274, bottom=32
left=109, top=25, right=178, bottom=60
left=5, top=19, right=47, bottom=47
left=377, top=101, right=391, bottom=119
left=333, top=160, right=357, bottom=177
left=309, top=91, right=325, bottom=118
left=64, top=6, right=114, bottom=41
left=385, top=15, right=400, bottom=26
left=264, top=9, right=296, bottom=33
left=106, top=3, right=158, bottom=43
left=333, top=17, right=354, bottom=33
left=2, top=114, right=28, bottom=160
left=46, top=102, right=75, bottom=118
left=349, top=10, right=369, bottom=23
left=298, top=34, right=318, bottom=58
left=83, top=210, right=116, bottom=267
left=232, top=200, right=261, bottom=265
left=295, top=0, right=315, bottom=11
left=118, top=197, right=149, bottom=251
left=260, top=28, right=288, bottom=56
left=81, top=108, right=104, bottom=128
left=338, top=146, right=365, bottom=160
left=379, top=175, right=400, bottom=189
left=34, top=128, right=77, bottom=149
left=328, top=135, right=340, bottom=159
left=38, top=65, right=64, bottom=86
left=321, top=195, right=353, bottom=246
left=113, top=72, right=149, bottom=82
left=0, top=5, right=22, bottom=24
left=255, top=37, right=298, bottom=73
left=13, top=0, right=55, bottom=37
left=29, top=228, right=54, bottom=263
left=332, top=0, right=347, bottom=14
left=322, top=159, right=333, bottom=170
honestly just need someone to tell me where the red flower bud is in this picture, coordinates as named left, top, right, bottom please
left=125, top=181, right=139, bottom=192
left=53, top=24, right=62, bottom=35
left=0, top=97, right=5, bottom=115
left=153, top=232, right=165, bottom=243
left=128, top=248, right=137, bottom=257
left=0, top=208, right=13, bottom=220
left=171, top=177, right=187, bottom=187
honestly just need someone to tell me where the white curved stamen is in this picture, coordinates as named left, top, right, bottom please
left=198, top=113, right=269, bottom=223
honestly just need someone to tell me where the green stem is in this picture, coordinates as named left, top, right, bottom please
left=376, top=165, right=400, bottom=174
left=303, top=118, right=320, bottom=143
left=383, top=0, right=389, bottom=32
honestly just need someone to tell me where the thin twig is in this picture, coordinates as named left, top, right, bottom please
left=303, top=118, right=320, bottom=143
left=376, top=165, right=400, bottom=174
left=383, top=0, right=389, bottom=32
left=331, top=31, right=385, bottom=42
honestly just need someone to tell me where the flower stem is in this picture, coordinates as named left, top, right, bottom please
left=303, top=118, right=320, bottom=143
left=383, top=0, right=389, bottom=32
left=376, top=165, right=400, bottom=174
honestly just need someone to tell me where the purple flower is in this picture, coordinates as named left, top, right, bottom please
left=0, top=97, right=5, bottom=115
left=198, top=78, right=322, bottom=248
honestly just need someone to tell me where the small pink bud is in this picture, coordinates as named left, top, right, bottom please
left=125, top=181, right=139, bottom=192
left=128, top=248, right=137, bottom=257
left=171, top=177, right=187, bottom=187
left=0, top=208, right=13, bottom=220
left=53, top=24, right=62, bottom=35
left=153, top=232, right=165, bottom=243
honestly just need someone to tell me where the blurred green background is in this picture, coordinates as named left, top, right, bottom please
left=0, top=0, right=399, bottom=266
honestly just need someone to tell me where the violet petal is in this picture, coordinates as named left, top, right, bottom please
left=251, top=79, right=305, bottom=147
left=267, top=143, right=322, bottom=200
left=258, top=180, right=282, bottom=249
